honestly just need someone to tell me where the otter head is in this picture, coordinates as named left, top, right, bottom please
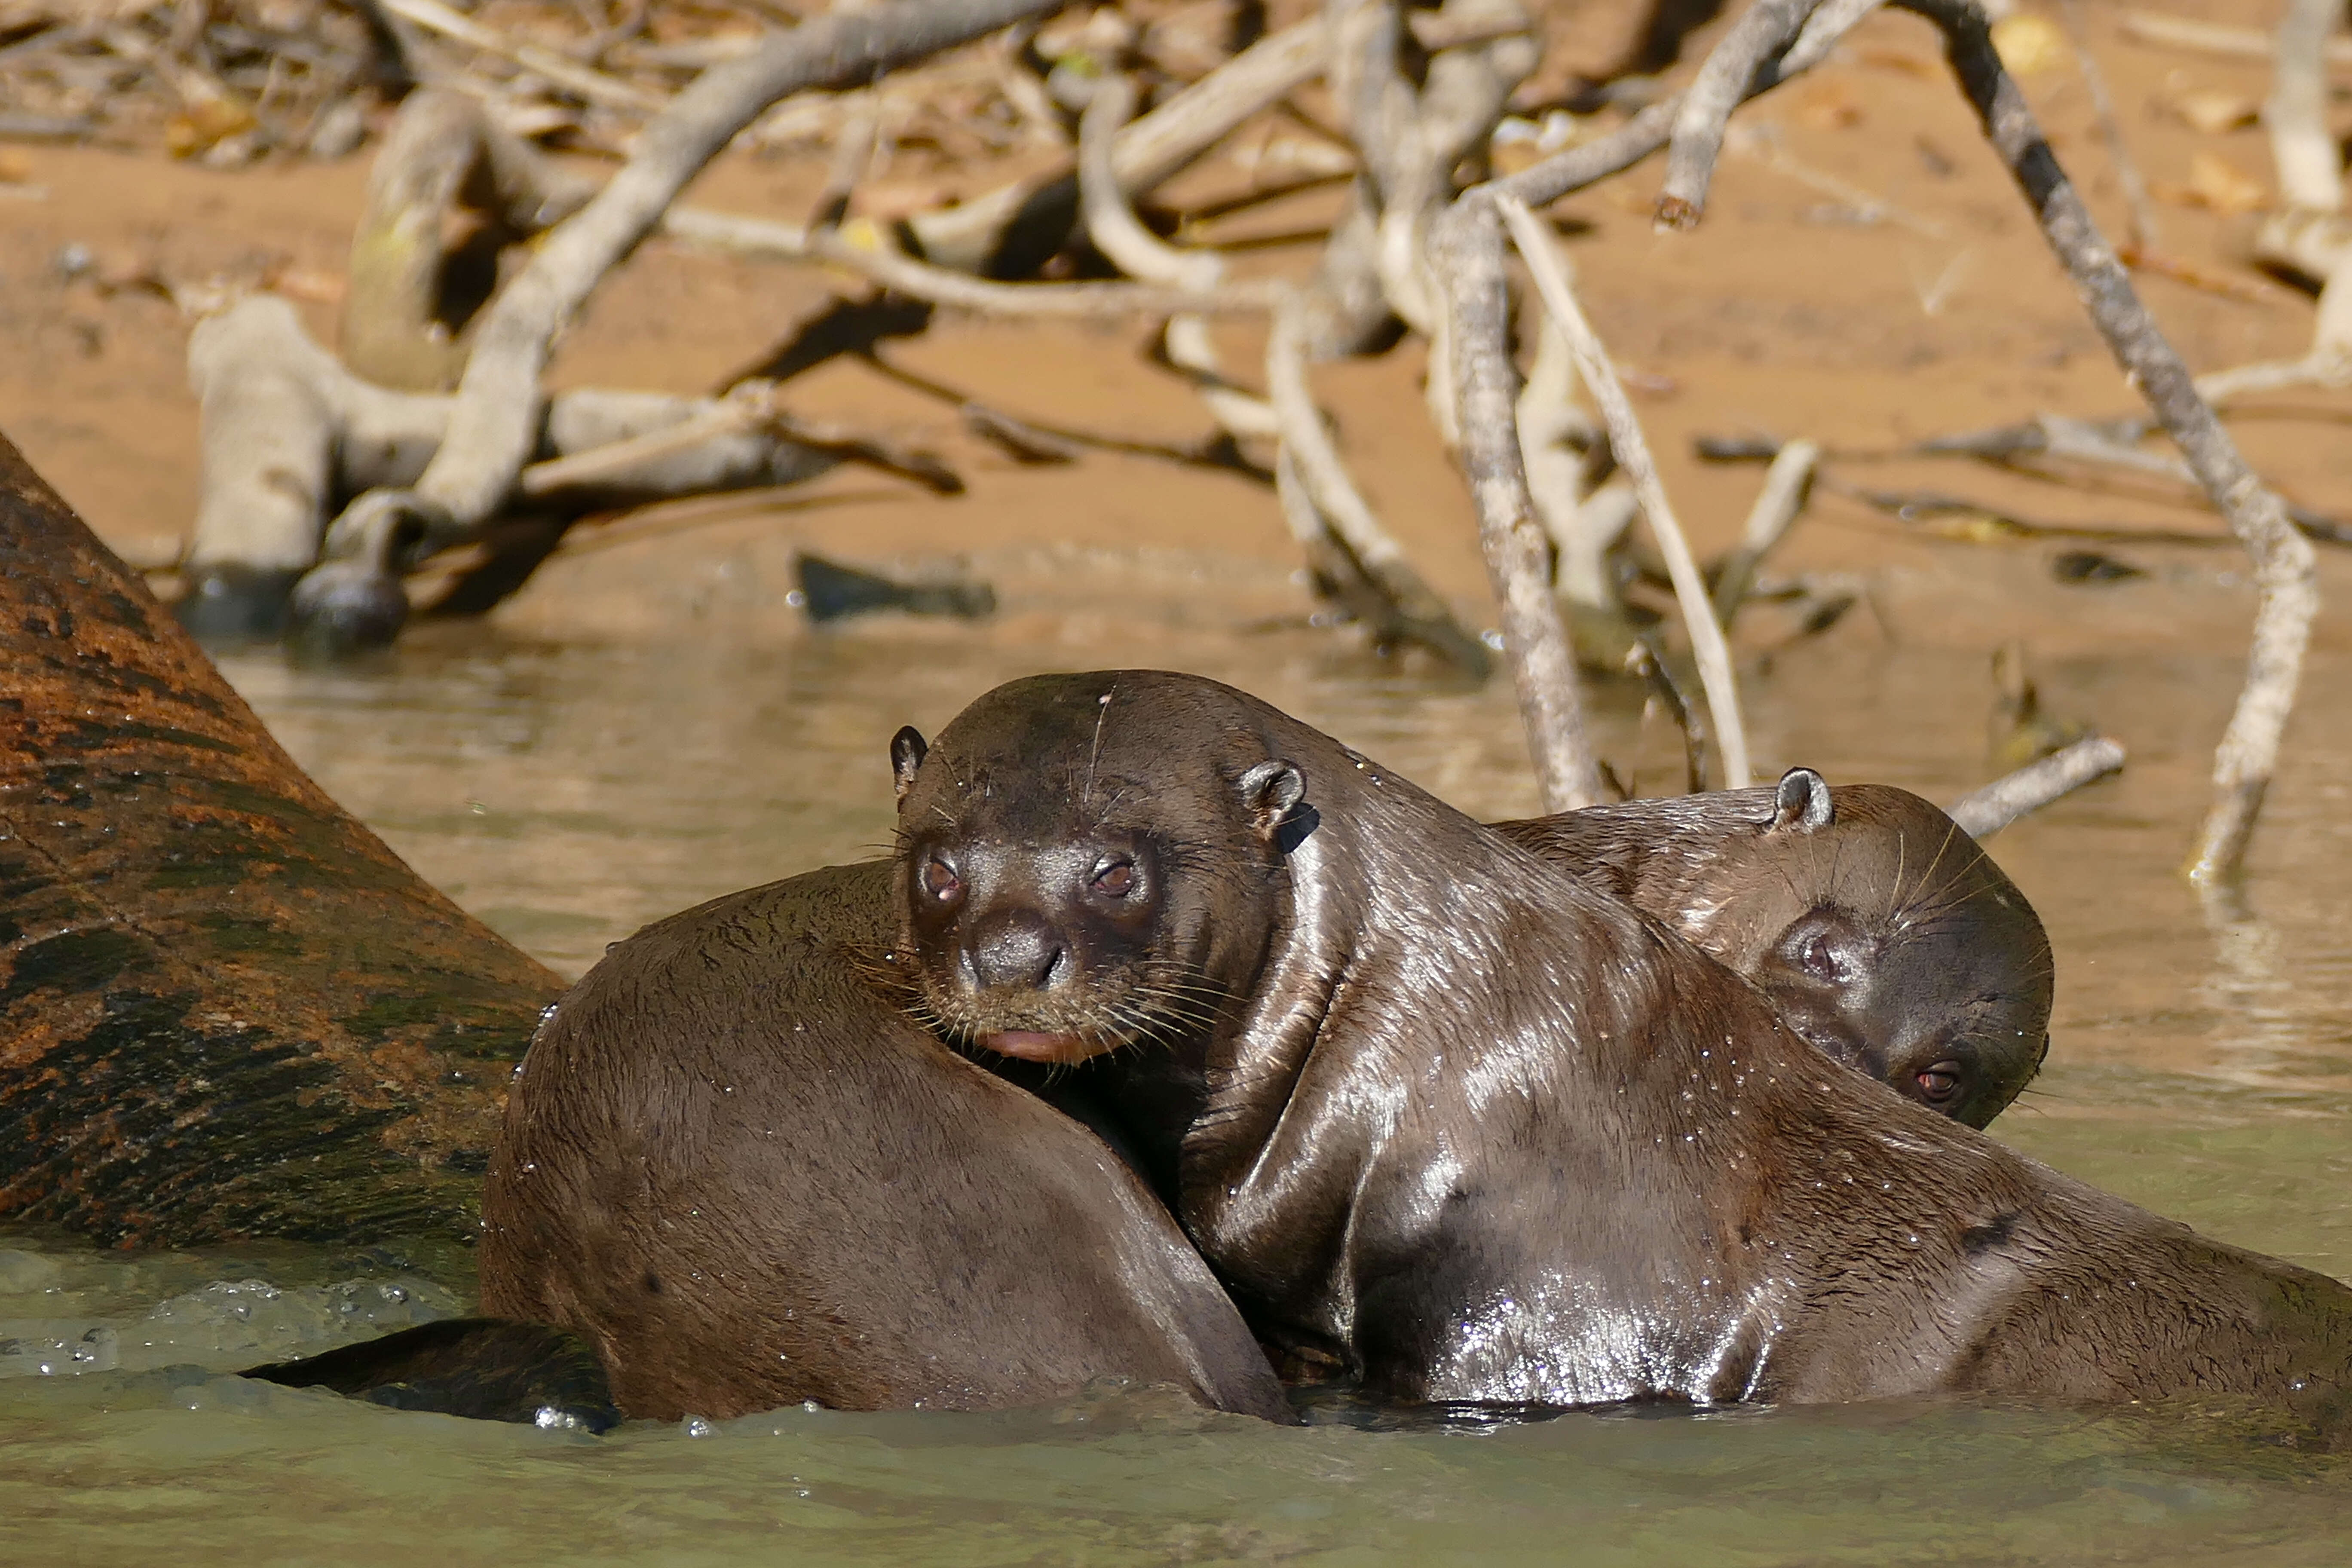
left=888, top=673, right=1308, bottom=1066
left=1733, top=770, right=2054, bottom=1129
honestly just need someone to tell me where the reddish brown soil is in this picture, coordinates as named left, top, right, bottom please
left=3, top=0, right=2350, bottom=662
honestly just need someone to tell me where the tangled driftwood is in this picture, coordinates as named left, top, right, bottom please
left=173, top=0, right=2341, bottom=881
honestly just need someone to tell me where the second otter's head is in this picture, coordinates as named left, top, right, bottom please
left=888, top=672, right=1308, bottom=1066
left=1714, top=772, right=2054, bottom=1129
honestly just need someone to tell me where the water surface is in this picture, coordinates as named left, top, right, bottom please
left=6, top=546, right=2350, bottom=1563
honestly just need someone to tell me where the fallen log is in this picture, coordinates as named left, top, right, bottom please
left=0, top=432, right=561, bottom=1248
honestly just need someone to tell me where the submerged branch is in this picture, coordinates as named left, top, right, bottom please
left=1948, top=735, right=2129, bottom=839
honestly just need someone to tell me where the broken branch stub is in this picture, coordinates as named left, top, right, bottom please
left=331, top=0, right=1061, bottom=568
left=1656, top=0, right=1825, bottom=230
left=1427, top=196, right=1606, bottom=810
left=1493, top=0, right=1879, bottom=211
left=1497, top=193, right=1753, bottom=790
left=1897, top=0, right=2318, bottom=882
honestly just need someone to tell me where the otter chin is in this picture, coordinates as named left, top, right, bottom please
left=981, top=1030, right=1098, bottom=1063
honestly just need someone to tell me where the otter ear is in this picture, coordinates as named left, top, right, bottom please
left=1767, top=767, right=1834, bottom=834
left=890, top=726, right=929, bottom=804
left=1237, top=758, right=1306, bottom=839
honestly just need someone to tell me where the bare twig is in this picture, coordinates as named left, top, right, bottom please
left=808, top=95, right=879, bottom=230
left=1899, top=0, right=2318, bottom=883
left=1159, top=318, right=1283, bottom=438
left=909, top=15, right=1330, bottom=274
left=1712, top=437, right=1819, bottom=626
left=2268, top=0, right=2344, bottom=214
left=316, top=0, right=1060, bottom=568
left=1266, top=290, right=1491, bottom=673
left=2056, top=0, right=2161, bottom=254
left=1657, top=0, right=1823, bottom=230
left=1076, top=72, right=1283, bottom=454
left=1725, top=122, right=1948, bottom=236
left=2119, top=9, right=2352, bottom=65
left=1078, top=74, right=1223, bottom=292
left=1494, top=0, right=1880, bottom=211
left=1627, top=633, right=1710, bottom=793
left=1427, top=197, right=1605, bottom=808
left=1499, top=192, right=1752, bottom=789
left=1947, top=734, right=2128, bottom=838
left=514, top=379, right=956, bottom=499
left=812, top=225, right=1277, bottom=316
left=376, top=0, right=668, bottom=112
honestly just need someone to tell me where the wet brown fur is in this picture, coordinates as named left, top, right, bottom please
left=1496, top=781, right=2053, bottom=1128
left=477, top=861, right=1291, bottom=1424
left=894, top=671, right=2352, bottom=1427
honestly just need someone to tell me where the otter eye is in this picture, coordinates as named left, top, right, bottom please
left=922, top=857, right=962, bottom=901
left=1092, top=858, right=1135, bottom=897
left=1916, top=1063, right=1961, bottom=1103
left=1801, top=934, right=1834, bottom=978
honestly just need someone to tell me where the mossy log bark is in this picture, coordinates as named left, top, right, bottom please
left=0, top=434, right=561, bottom=1248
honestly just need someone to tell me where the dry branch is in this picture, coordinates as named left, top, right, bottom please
left=1303, top=0, right=1537, bottom=355
left=1896, top=0, right=2317, bottom=882
left=1078, top=74, right=1224, bottom=293
left=1498, top=193, right=1752, bottom=790
left=2056, top=0, right=2161, bottom=255
left=376, top=0, right=668, bottom=112
left=1076, top=73, right=1281, bottom=442
left=1493, top=0, right=1880, bottom=211
left=2119, top=9, right=2352, bottom=65
left=184, top=296, right=842, bottom=640
left=1713, top=437, right=1819, bottom=627
left=1427, top=196, right=1605, bottom=808
left=1947, top=735, right=2128, bottom=838
left=1656, top=0, right=1822, bottom=230
left=1072, top=60, right=1467, bottom=668
left=312, top=0, right=1058, bottom=586
left=343, top=88, right=593, bottom=391
left=908, top=15, right=1330, bottom=275
left=1266, top=290, right=1491, bottom=674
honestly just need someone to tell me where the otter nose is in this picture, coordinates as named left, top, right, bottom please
left=969, top=908, right=1066, bottom=991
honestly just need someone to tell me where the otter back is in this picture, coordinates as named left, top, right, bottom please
left=478, top=861, right=1289, bottom=1424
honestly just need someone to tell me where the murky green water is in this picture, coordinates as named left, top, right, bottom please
left=6, top=545, right=2351, bottom=1563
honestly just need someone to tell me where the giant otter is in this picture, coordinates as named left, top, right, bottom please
left=892, top=671, right=2352, bottom=1421
left=476, top=861, right=1291, bottom=1424
left=1495, top=775, right=2052, bottom=1128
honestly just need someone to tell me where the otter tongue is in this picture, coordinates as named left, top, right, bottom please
left=982, top=1031, right=1090, bottom=1063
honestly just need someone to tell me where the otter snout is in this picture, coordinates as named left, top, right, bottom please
left=967, top=907, right=1069, bottom=992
